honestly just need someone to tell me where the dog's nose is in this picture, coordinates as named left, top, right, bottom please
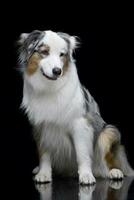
left=52, top=67, right=62, bottom=76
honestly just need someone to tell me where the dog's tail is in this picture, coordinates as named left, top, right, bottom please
left=98, top=124, right=134, bottom=176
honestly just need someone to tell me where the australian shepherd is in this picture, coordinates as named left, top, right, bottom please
left=17, top=30, right=134, bottom=185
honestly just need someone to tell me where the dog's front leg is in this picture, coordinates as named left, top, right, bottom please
left=72, top=118, right=96, bottom=185
left=34, top=152, right=52, bottom=183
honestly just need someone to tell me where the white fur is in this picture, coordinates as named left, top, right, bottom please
left=72, top=118, right=96, bottom=184
left=22, top=63, right=83, bottom=125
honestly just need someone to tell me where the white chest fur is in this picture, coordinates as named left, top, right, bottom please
left=22, top=65, right=84, bottom=126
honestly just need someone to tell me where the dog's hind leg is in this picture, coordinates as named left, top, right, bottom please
left=113, top=144, right=134, bottom=177
left=95, top=125, right=133, bottom=179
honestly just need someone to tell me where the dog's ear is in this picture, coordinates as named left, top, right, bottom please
left=17, top=30, right=43, bottom=46
left=17, top=30, right=44, bottom=67
left=18, top=33, right=29, bottom=45
left=57, top=32, right=80, bottom=52
left=69, top=36, right=79, bottom=51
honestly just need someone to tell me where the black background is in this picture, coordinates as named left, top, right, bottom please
left=0, top=3, right=133, bottom=196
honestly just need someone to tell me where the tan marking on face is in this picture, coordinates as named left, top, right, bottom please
left=26, top=52, right=41, bottom=75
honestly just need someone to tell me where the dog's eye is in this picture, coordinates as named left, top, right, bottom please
left=41, top=50, right=49, bottom=55
left=60, top=52, right=65, bottom=57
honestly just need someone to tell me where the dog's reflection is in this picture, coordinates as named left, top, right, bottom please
left=35, top=177, right=134, bottom=200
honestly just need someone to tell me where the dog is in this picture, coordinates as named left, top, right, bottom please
left=17, top=30, right=134, bottom=185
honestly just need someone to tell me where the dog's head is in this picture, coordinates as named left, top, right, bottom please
left=18, top=30, right=79, bottom=80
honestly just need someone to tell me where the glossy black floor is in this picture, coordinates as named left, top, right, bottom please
left=9, top=176, right=134, bottom=200
left=35, top=177, right=134, bottom=200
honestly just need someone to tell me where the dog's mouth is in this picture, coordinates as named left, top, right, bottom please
left=40, top=68, right=57, bottom=80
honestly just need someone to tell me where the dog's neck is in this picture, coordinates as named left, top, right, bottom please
left=22, top=62, right=80, bottom=106
left=21, top=62, right=83, bottom=125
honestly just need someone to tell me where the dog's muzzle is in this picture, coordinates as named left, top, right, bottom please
left=40, top=68, right=62, bottom=80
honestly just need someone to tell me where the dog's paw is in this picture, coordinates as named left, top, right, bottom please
left=34, top=171, right=52, bottom=183
left=108, top=168, right=124, bottom=180
left=35, top=182, right=52, bottom=193
left=79, top=171, right=96, bottom=185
